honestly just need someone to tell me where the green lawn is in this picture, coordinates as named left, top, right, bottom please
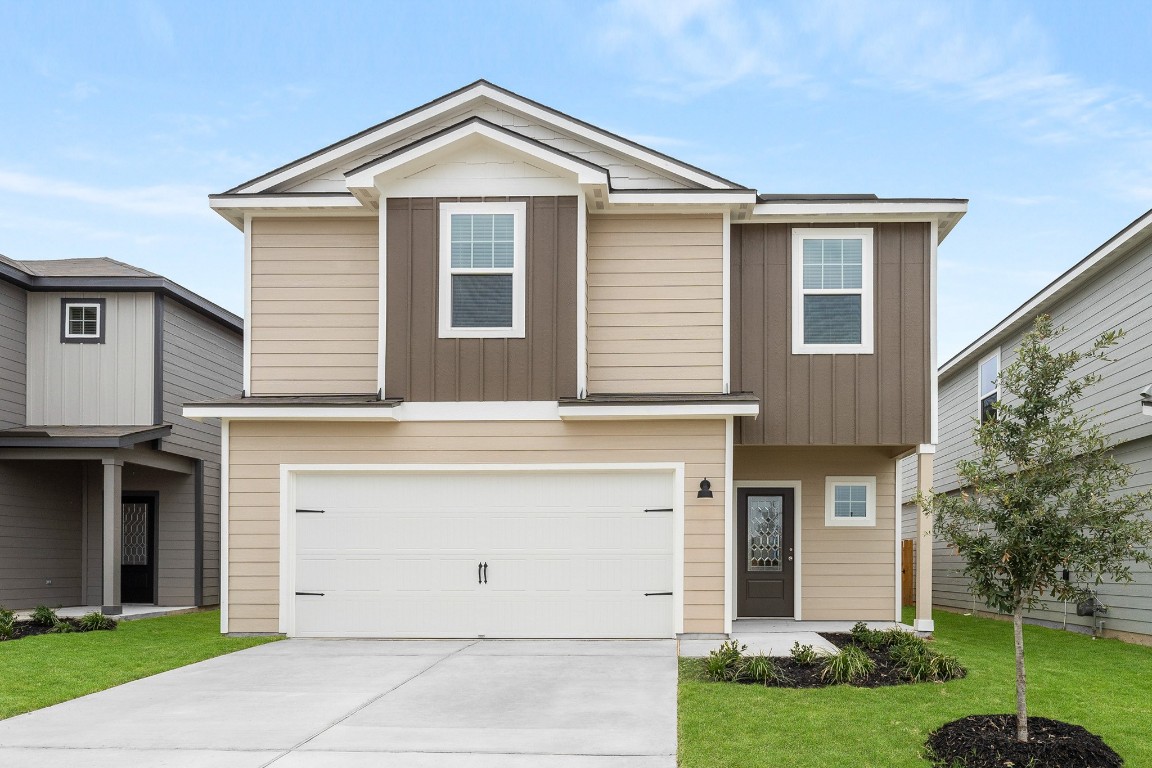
left=679, top=610, right=1152, bottom=767
left=0, top=609, right=278, bottom=719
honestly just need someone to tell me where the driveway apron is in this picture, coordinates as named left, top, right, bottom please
left=0, top=638, right=677, bottom=767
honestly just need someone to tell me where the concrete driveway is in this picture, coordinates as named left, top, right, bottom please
left=0, top=639, right=677, bottom=767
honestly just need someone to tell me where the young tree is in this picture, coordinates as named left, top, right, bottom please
left=921, top=315, right=1152, bottom=743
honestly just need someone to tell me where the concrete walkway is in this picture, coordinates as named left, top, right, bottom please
left=14, top=604, right=198, bottom=621
left=0, top=639, right=677, bottom=767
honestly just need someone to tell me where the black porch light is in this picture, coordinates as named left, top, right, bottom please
left=697, top=478, right=713, bottom=498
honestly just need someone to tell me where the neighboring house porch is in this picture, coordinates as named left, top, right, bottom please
left=0, top=426, right=207, bottom=614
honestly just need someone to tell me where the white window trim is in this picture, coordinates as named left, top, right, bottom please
left=791, top=227, right=874, bottom=354
left=64, top=301, right=102, bottom=339
left=978, top=348, right=1001, bottom=423
left=825, top=476, right=877, bottom=527
left=438, top=201, right=526, bottom=339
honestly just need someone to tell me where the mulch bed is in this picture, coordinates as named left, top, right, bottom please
left=723, top=632, right=966, bottom=689
left=763, top=633, right=914, bottom=688
left=927, top=715, right=1123, bottom=768
left=1, top=618, right=87, bottom=641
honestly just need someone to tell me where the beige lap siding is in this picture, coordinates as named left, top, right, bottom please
left=734, top=446, right=899, bottom=621
left=586, top=215, right=724, bottom=394
left=226, top=419, right=727, bottom=634
left=249, top=217, right=379, bottom=395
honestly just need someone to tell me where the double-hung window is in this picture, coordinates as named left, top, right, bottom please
left=979, top=350, right=1000, bottom=423
left=61, top=298, right=105, bottom=344
left=792, top=228, right=874, bottom=354
left=438, top=202, right=526, bottom=338
left=825, top=476, right=877, bottom=527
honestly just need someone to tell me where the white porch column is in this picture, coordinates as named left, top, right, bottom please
left=102, top=458, right=124, bottom=616
left=915, top=444, right=935, bottom=632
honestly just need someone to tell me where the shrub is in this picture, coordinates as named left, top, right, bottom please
left=48, top=620, right=76, bottom=634
left=881, top=627, right=923, bottom=650
left=30, top=605, right=59, bottom=627
left=820, top=644, right=876, bottom=684
left=849, top=621, right=888, bottom=651
left=704, top=640, right=747, bottom=682
left=77, top=611, right=117, bottom=632
left=889, top=641, right=966, bottom=683
left=929, top=652, right=965, bottom=681
left=790, top=641, right=823, bottom=665
left=0, top=607, right=14, bottom=640
left=740, top=653, right=787, bottom=685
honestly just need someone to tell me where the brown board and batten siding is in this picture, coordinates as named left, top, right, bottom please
left=226, top=419, right=727, bottom=634
left=732, top=222, right=932, bottom=446
left=384, top=196, right=577, bottom=402
left=587, top=215, right=724, bottom=394
left=249, top=217, right=378, bottom=396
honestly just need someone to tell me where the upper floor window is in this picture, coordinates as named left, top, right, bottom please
left=979, top=350, right=1000, bottom=423
left=438, top=202, right=526, bottom=338
left=791, top=228, right=874, bottom=354
left=61, top=298, right=106, bottom=344
left=825, top=476, right=877, bottom=527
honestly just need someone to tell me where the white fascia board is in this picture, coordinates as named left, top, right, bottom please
left=345, top=122, right=609, bottom=193
left=941, top=209, right=1152, bottom=378
left=751, top=201, right=968, bottom=217
left=209, top=195, right=365, bottom=210
left=234, top=83, right=733, bottom=194
left=394, top=401, right=560, bottom=422
left=607, top=191, right=757, bottom=206
left=183, top=406, right=400, bottom=421
left=559, top=402, right=760, bottom=420
left=1143, top=403, right=1152, bottom=417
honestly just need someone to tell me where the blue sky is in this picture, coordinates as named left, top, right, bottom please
left=2, top=0, right=1150, bottom=361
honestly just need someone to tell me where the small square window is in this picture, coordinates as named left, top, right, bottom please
left=61, top=299, right=105, bottom=344
left=825, top=476, right=877, bottom=527
left=439, top=202, right=525, bottom=338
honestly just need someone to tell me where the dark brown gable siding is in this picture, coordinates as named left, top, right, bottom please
left=732, top=222, right=931, bottom=446
left=385, top=196, right=578, bottom=402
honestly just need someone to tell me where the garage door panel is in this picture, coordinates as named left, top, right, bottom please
left=293, top=470, right=675, bottom=638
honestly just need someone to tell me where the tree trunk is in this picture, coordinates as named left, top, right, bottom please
left=1014, top=606, right=1028, bottom=743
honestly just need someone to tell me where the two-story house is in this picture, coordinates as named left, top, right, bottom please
left=903, top=208, right=1152, bottom=643
left=0, top=255, right=242, bottom=615
left=187, top=81, right=966, bottom=639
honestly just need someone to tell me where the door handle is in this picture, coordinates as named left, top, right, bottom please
left=482, top=562, right=488, bottom=584
left=478, top=562, right=483, bottom=584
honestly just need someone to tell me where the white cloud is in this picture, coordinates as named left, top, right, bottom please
left=595, top=0, right=1152, bottom=152
left=0, top=169, right=209, bottom=217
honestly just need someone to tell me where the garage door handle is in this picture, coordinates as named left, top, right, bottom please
left=482, top=562, right=488, bottom=584
left=295, top=591, right=325, bottom=597
left=478, top=562, right=483, bottom=584
left=644, top=592, right=673, bottom=597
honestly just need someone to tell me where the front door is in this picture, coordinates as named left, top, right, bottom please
left=121, top=495, right=157, bottom=604
left=737, top=488, right=795, bottom=617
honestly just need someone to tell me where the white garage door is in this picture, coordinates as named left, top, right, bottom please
left=291, top=470, right=675, bottom=638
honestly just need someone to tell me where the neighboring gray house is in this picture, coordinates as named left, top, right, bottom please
left=901, top=208, right=1152, bottom=643
left=0, top=255, right=242, bottom=615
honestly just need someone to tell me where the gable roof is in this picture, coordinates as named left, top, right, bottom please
left=940, top=207, right=1152, bottom=378
left=0, top=254, right=242, bottom=334
left=224, top=79, right=745, bottom=196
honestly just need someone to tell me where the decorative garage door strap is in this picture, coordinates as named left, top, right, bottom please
left=295, top=591, right=325, bottom=596
left=296, top=508, right=325, bottom=513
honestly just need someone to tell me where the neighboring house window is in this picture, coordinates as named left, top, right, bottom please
left=825, top=476, right=877, bottom=527
left=60, top=298, right=106, bottom=344
left=979, top=350, right=1000, bottom=423
left=791, top=228, right=874, bottom=354
left=438, top=201, right=526, bottom=338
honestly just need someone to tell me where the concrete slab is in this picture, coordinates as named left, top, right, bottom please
left=14, top=604, right=198, bottom=622
left=0, top=638, right=676, bottom=766
left=679, top=631, right=839, bottom=657
left=0, top=747, right=277, bottom=767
